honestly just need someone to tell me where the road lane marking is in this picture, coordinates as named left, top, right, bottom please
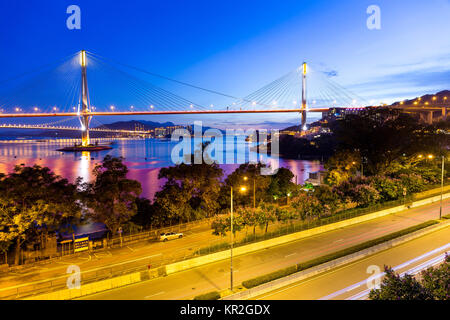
left=285, top=253, right=296, bottom=258
left=144, top=291, right=165, bottom=299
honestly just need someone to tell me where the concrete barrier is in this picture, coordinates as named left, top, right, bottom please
left=24, top=272, right=141, bottom=300
left=164, top=192, right=450, bottom=275
left=222, top=219, right=450, bottom=300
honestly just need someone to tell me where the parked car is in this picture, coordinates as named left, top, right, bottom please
left=159, top=232, right=183, bottom=242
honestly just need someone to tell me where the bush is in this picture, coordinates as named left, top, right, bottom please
left=193, top=291, right=221, bottom=300
left=242, top=265, right=298, bottom=288
left=241, top=220, right=438, bottom=289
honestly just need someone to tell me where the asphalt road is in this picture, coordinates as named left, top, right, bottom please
left=253, top=226, right=450, bottom=300
left=76, top=199, right=450, bottom=300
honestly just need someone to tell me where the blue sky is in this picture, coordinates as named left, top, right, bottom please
left=0, top=0, right=449, bottom=128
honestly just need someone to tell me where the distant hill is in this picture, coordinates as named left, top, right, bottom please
left=95, top=120, right=176, bottom=130
left=390, top=90, right=450, bottom=106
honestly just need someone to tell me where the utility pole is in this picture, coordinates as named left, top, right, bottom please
left=253, top=178, right=256, bottom=209
left=230, top=186, right=234, bottom=292
left=440, top=155, right=444, bottom=219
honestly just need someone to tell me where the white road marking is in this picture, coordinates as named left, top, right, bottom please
left=144, top=291, right=165, bottom=299
left=285, top=253, right=297, bottom=258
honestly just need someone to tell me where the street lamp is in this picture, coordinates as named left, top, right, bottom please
left=243, top=176, right=256, bottom=208
left=230, top=185, right=247, bottom=292
left=440, top=155, right=445, bottom=219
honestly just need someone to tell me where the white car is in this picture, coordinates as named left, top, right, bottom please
left=159, top=232, right=183, bottom=242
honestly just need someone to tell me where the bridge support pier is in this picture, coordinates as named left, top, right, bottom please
left=442, top=107, right=447, bottom=121
left=427, top=111, right=433, bottom=125
left=79, top=50, right=92, bottom=147
left=80, top=114, right=91, bottom=146
left=301, top=62, right=307, bottom=131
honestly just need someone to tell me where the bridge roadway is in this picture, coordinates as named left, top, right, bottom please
left=0, top=109, right=327, bottom=118
left=0, top=124, right=150, bottom=134
left=66, top=198, right=450, bottom=300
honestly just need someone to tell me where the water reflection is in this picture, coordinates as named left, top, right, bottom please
left=0, top=138, right=323, bottom=199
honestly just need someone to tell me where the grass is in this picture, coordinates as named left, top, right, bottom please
left=241, top=220, right=439, bottom=289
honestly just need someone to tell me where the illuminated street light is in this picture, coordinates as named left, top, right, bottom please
left=230, top=183, right=250, bottom=292
left=440, top=156, right=445, bottom=219
left=427, top=154, right=434, bottom=160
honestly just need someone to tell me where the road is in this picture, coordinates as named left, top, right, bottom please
left=76, top=199, right=450, bottom=300
left=253, top=226, right=450, bottom=300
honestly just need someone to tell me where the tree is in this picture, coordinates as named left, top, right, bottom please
left=157, top=162, right=223, bottom=220
left=420, top=254, right=450, bottom=300
left=210, top=214, right=244, bottom=237
left=324, top=150, right=360, bottom=186
left=83, top=156, right=142, bottom=236
left=0, top=199, right=48, bottom=265
left=369, top=176, right=402, bottom=202
left=267, top=167, right=296, bottom=200
left=329, top=109, right=442, bottom=176
left=314, top=185, right=341, bottom=215
left=238, top=207, right=258, bottom=237
left=369, top=258, right=450, bottom=300
left=369, top=266, right=433, bottom=300
left=223, top=163, right=271, bottom=207
left=130, top=197, right=156, bottom=229
left=351, top=184, right=380, bottom=207
left=0, top=164, right=82, bottom=264
left=256, top=203, right=277, bottom=233
left=291, top=191, right=323, bottom=220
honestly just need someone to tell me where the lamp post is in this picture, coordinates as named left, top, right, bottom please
left=230, top=184, right=247, bottom=292
left=440, top=155, right=444, bottom=219
left=230, top=186, right=234, bottom=291
left=243, top=176, right=256, bottom=208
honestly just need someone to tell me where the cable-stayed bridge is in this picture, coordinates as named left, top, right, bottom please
left=0, top=50, right=446, bottom=146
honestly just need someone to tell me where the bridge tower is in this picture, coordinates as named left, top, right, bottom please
left=79, top=50, right=92, bottom=146
left=301, top=62, right=307, bottom=131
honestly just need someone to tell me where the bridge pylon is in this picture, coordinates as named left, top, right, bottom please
left=301, top=61, right=307, bottom=131
left=79, top=50, right=92, bottom=146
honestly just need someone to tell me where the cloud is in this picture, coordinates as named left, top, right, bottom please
left=349, top=68, right=450, bottom=97
left=323, top=70, right=338, bottom=77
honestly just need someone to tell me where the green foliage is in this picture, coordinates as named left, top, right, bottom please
left=351, top=184, right=380, bottom=207
left=369, top=267, right=433, bottom=300
left=314, top=185, right=341, bottom=214
left=329, top=109, right=444, bottom=176
left=420, top=254, right=449, bottom=300
left=83, top=156, right=142, bottom=235
left=154, top=162, right=223, bottom=225
left=0, top=164, right=82, bottom=264
left=268, top=167, right=296, bottom=199
left=193, top=291, right=221, bottom=300
left=324, top=150, right=360, bottom=186
left=242, top=265, right=298, bottom=288
left=369, top=255, right=450, bottom=300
